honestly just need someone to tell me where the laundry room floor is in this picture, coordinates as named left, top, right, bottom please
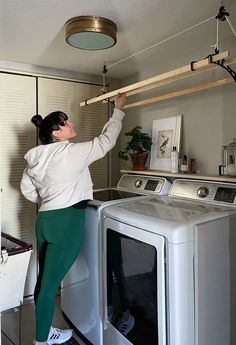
left=1, top=296, right=86, bottom=345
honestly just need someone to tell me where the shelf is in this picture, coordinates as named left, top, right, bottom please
left=121, top=169, right=236, bottom=183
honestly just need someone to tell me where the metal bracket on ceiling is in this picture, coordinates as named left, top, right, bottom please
left=216, top=6, right=229, bottom=21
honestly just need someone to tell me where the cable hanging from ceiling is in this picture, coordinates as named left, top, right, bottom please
left=107, top=6, right=236, bottom=71
left=106, top=15, right=216, bottom=70
left=100, top=5, right=236, bottom=91
left=82, top=6, right=236, bottom=108
left=206, top=6, right=236, bottom=81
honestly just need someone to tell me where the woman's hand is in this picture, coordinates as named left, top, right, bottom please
left=115, top=93, right=126, bottom=110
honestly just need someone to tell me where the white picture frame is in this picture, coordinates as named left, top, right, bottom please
left=150, top=115, right=182, bottom=171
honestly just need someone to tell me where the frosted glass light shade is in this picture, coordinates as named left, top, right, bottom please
left=65, top=16, right=117, bottom=50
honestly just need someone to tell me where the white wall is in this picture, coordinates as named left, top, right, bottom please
left=111, top=33, right=236, bottom=184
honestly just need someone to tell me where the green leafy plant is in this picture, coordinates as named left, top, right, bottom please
left=119, top=126, right=152, bottom=161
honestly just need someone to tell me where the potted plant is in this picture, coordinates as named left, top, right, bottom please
left=119, top=126, right=152, bottom=170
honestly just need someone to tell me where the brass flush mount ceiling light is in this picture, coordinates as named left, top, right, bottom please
left=65, top=15, right=117, bottom=50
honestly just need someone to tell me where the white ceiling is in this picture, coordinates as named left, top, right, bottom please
left=0, top=0, right=235, bottom=79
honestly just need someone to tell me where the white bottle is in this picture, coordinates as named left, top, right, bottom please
left=171, top=146, right=179, bottom=173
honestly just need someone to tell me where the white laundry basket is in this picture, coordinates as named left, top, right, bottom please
left=0, top=232, right=32, bottom=312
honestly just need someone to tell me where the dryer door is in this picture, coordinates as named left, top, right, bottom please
left=103, top=217, right=166, bottom=345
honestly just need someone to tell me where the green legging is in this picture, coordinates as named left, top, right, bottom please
left=34, top=206, right=85, bottom=342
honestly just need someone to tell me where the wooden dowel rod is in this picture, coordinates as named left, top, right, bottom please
left=123, top=78, right=233, bottom=109
left=80, top=51, right=230, bottom=107
left=104, top=56, right=236, bottom=102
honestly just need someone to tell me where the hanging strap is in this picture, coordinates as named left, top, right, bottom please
left=190, top=6, right=236, bottom=81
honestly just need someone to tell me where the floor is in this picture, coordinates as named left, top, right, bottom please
left=1, top=297, right=87, bottom=345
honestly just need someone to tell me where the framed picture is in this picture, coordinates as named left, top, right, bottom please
left=150, top=115, right=182, bottom=171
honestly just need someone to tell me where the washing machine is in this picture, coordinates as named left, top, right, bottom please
left=61, top=173, right=171, bottom=345
left=101, top=179, right=236, bottom=345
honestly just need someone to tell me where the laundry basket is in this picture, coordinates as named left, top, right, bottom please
left=0, top=232, right=33, bottom=312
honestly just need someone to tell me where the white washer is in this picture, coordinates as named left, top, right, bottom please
left=61, top=174, right=171, bottom=345
left=101, top=179, right=236, bottom=345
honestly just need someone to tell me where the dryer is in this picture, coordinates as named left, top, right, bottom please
left=101, top=179, right=236, bottom=345
left=61, top=173, right=171, bottom=345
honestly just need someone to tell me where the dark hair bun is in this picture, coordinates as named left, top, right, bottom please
left=31, top=115, right=43, bottom=128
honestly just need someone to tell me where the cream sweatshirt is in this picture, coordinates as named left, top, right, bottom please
left=20, top=108, right=125, bottom=211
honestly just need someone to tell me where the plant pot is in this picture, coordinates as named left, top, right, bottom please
left=130, top=152, right=148, bottom=171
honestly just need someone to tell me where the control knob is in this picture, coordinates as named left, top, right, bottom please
left=197, top=186, right=209, bottom=198
left=135, top=180, right=142, bottom=188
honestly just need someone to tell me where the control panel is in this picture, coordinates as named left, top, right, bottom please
left=170, top=179, right=236, bottom=205
left=117, top=174, right=171, bottom=195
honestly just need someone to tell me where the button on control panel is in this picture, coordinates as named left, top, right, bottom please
left=135, top=180, right=142, bottom=188
left=197, top=186, right=209, bottom=198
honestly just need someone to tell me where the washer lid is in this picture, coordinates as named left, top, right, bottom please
left=102, top=196, right=234, bottom=243
left=115, top=197, right=227, bottom=222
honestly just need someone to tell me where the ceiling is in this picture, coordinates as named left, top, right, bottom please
left=0, top=0, right=235, bottom=79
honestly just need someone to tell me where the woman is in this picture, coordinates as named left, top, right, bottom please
left=20, top=93, right=126, bottom=345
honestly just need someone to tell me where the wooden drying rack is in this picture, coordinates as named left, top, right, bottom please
left=80, top=51, right=236, bottom=109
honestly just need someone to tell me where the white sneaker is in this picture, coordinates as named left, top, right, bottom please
left=116, top=314, right=135, bottom=336
left=47, top=327, right=73, bottom=344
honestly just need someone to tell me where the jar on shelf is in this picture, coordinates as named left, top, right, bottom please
left=221, top=145, right=228, bottom=175
left=225, top=138, right=236, bottom=176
